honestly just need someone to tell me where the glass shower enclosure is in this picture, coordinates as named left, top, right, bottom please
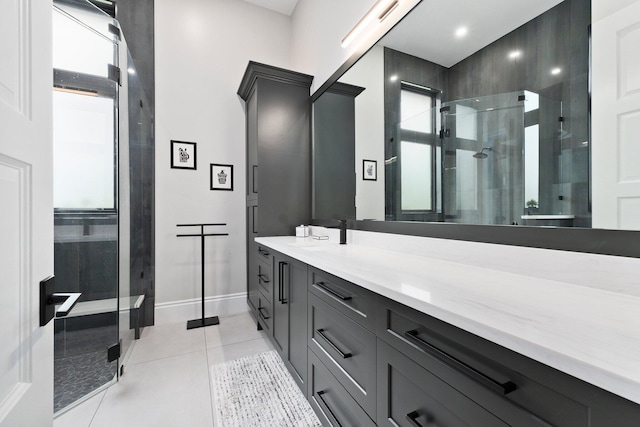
left=52, top=0, right=152, bottom=414
left=441, top=91, right=563, bottom=226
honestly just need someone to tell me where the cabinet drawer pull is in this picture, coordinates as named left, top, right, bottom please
left=404, top=330, right=517, bottom=395
left=258, top=248, right=269, bottom=257
left=258, top=307, right=270, bottom=320
left=317, top=329, right=352, bottom=359
left=407, top=410, right=431, bottom=427
left=315, top=281, right=352, bottom=301
left=252, top=165, right=258, bottom=193
left=316, top=390, right=342, bottom=427
left=258, top=274, right=270, bottom=283
left=278, top=262, right=288, bottom=304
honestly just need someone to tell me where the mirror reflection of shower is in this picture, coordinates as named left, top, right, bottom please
left=473, top=147, right=493, bottom=159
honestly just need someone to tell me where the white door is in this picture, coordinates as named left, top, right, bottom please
left=0, top=1, right=54, bottom=426
left=592, top=0, right=640, bottom=230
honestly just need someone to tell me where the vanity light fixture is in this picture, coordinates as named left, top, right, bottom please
left=341, top=0, right=400, bottom=48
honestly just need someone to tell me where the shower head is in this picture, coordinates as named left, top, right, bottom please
left=473, top=147, right=493, bottom=159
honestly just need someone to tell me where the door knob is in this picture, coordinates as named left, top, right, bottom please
left=39, top=276, right=82, bottom=326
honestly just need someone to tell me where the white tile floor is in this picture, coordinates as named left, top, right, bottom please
left=54, top=311, right=274, bottom=427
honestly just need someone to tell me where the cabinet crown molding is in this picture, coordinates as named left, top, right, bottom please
left=238, top=61, right=314, bottom=101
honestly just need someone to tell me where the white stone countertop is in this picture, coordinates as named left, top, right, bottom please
left=255, top=234, right=640, bottom=405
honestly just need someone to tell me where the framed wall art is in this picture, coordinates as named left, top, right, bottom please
left=171, top=140, right=197, bottom=170
left=210, top=163, right=233, bottom=191
left=363, top=159, right=377, bottom=181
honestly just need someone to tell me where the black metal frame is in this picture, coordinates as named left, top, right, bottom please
left=210, top=163, right=234, bottom=191
left=309, top=218, right=640, bottom=259
left=170, top=140, right=197, bottom=170
left=362, top=159, right=377, bottom=181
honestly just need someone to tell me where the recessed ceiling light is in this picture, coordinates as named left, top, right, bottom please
left=455, top=27, right=468, bottom=38
left=389, top=74, right=398, bottom=82
left=551, top=67, right=562, bottom=75
left=508, top=50, right=522, bottom=59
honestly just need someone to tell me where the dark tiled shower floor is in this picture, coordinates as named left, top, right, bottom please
left=54, top=325, right=118, bottom=412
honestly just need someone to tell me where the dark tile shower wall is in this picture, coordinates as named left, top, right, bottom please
left=127, top=51, right=155, bottom=327
left=54, top=220, right=118, bottom=302
left=447, top=0, right=590, bottom=224
left=384, top=0, right=591, bottom=226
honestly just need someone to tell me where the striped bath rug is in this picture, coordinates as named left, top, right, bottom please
left=211, top=350, right=321, bottom=427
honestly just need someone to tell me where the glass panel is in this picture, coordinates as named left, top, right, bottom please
left=442, top=92, right=524, bottom=225
left=53, top=3, right=115, bottom=78
left=52, top=0, right=119, bottom=414
left=401, top=89, right=432, bottom=133
left=401, top=141, right=432, bottom=211
left=118, top=47, right=154, bottom=363
left=524, top=125, right=540, bottom=210
left=53, top=91, right=115, bottom=209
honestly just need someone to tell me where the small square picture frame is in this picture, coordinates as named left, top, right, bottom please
left=210, top=163, right=233, bottom=191
left=363, top=159, right=377, bottom=181
left=171, top=140, right=197, bottom=170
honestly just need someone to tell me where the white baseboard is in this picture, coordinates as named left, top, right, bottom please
left=154, top=292, right=249, bottom=325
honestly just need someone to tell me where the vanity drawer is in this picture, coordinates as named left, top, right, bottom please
left=256, top=258, right=273, bottom=301
left=308, top=293, right=376, bottom=418
left=308, top=349, right=375, bottom=427
left=256, top=293, right=272, bottom=332
left=376, top=296, right=590, bottom=427
left=308, top=267, right=376, bottom=331
left=377, top=339, right=509, bottom=427
left=256, top=244, right=273, bottom=266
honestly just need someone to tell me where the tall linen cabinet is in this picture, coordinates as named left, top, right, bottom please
left=237, top=62, right=313, bottom=319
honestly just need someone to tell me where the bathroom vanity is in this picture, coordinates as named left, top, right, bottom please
left=254, top=232, right=640, bottom=426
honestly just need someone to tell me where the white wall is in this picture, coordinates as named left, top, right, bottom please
left=338, top=45, right=386, bottom=220
left=291, top=0, right=421, bottom=93
left=154, top=0, right=292, bottom=322
left=593, top=0, right=639, bottom=21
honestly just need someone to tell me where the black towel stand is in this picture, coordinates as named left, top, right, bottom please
left=177, top=223, right=228, bottom=330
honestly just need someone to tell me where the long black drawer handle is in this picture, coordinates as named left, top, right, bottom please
left=404, top=330, right=517, bottom=395
left=258, top=248, right=269, bottom=257
left=252, top=165, right=258, bottom=193
left=279, top=262, right=288, bottom=304
left=258, top=307, right=270, bottom=320
left=407, top=410, right=429, bottom=427
left=316, top=390, right=342, bottom=427
left=317, top=329, right=352, bottom=359
left=315, top=281, right=352, bottom=301
left=258, top=274, right=270, bottom=283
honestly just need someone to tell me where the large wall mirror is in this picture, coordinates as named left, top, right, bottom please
left=313, top=0, right=600, bottom=231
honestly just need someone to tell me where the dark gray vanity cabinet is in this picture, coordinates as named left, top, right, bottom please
left=377, top=339, right=509, bottom=427
left=273, top=253, right=309, bottom=394
left=313, top=82, right=364, bottom=220
left=238, top=62, right=313, bottom=321
left=376, top=296, right=640, bottom=427
left=249, top=247, right=640, bottom=427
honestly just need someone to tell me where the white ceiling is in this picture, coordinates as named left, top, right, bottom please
left=242, top=0, right=300, bottom=16
left=380, top=0, right=564, bottom=67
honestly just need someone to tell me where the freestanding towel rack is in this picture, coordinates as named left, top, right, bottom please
left=176, top=223, right=228, bottom=330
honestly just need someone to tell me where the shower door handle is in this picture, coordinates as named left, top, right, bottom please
left=39, top=275, right=82, bottom=326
